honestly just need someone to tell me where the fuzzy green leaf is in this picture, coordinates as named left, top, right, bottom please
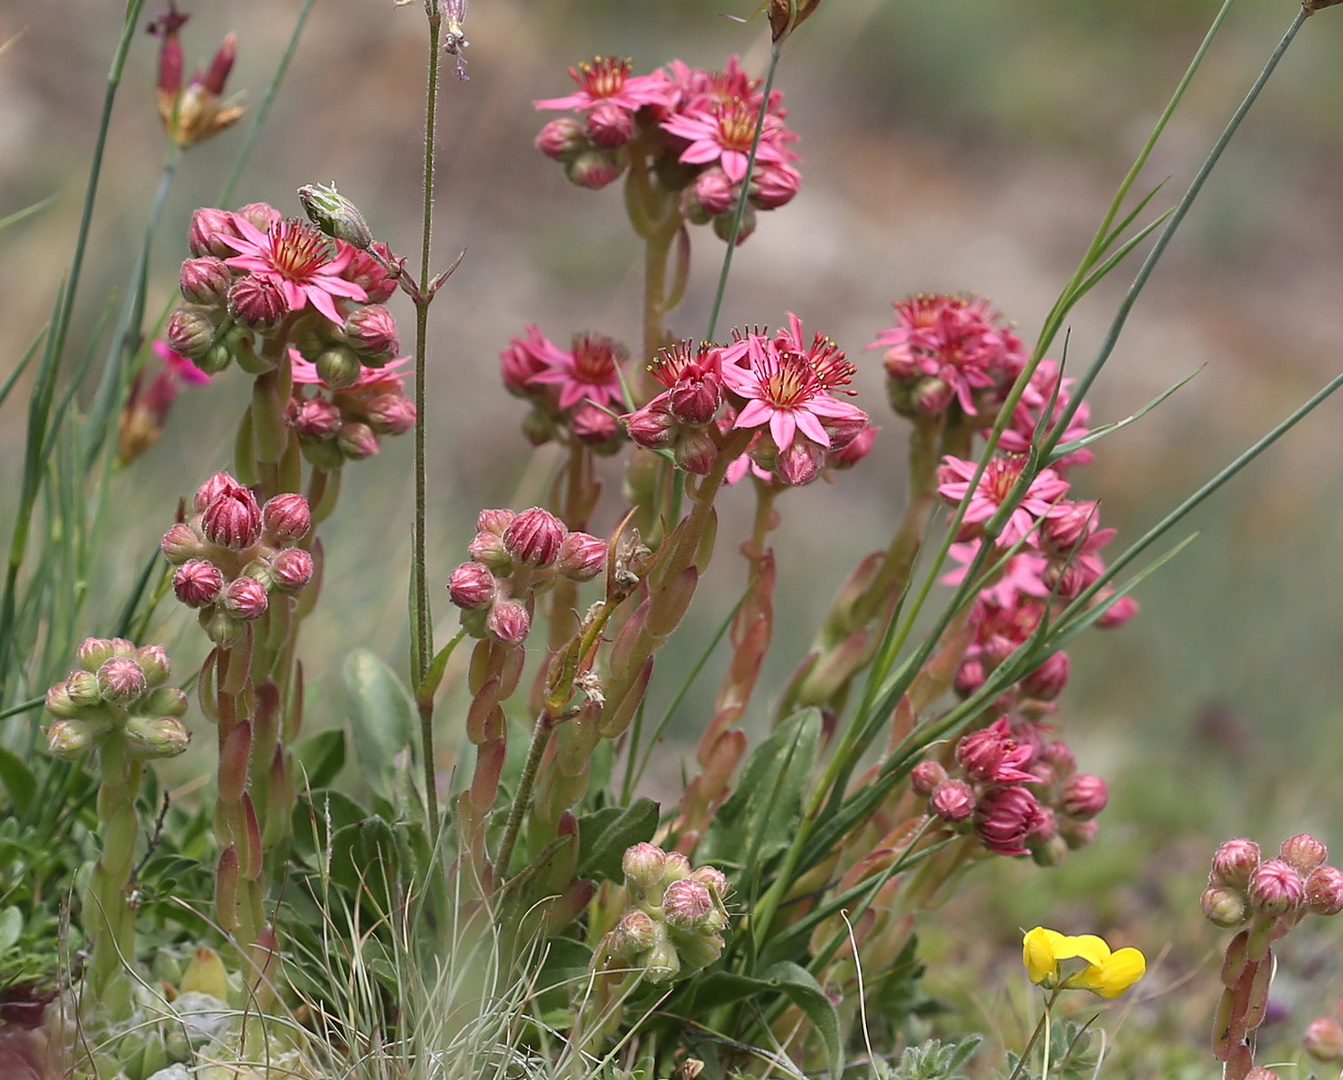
left=342, top=649, right=417, bottom=797
left=576, top=798, right=660, bottom=882
left=296, top=729, right=346, bottom=789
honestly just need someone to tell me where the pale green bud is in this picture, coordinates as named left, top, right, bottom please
left=298, top=182, right=373, bottom=250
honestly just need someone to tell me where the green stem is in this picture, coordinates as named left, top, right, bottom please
left=218, top=0, right=319, bottom=207
left=1005, top=988, right=1060, bottom=1080
left=495, top=708, right=555, bottom=877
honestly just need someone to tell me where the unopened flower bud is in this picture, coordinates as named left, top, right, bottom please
left=565, top=149, right=622, bottom=190
left=365, top=393, right=417, bottom=435
left=644, top=940, right=681, bottom=983
left=188, top=208, right=244, bottom=258
left=664, top=879, right=714, bottom=931
left=174, top=560, right=225, bottom=607
left=776, top=438, right=825, bottom=486
left=910, top=760, right=947, bottom=796
left=930, top=779, right=975, bottom=822
left=1060, top=817, right=1099, bottom=850
left=624, top=404, right=678, bottom=450
left=448, top=562, right=497, bottom=609
left=1061, top=774, right=1108, bottom=820
left=536, top=116, right=587, bottom=161
left=661, top=851, right=692, bottom=885
left=292, top=397, right=342, bottom=439
left=124, top=715, right=191, bottom=759
left=750, top=161, right=802, bottom=210
left=468, top=530, right=511, bottom=571
left=1280, top=833, right=1328, bottom=876
left=45, top=719, right=93, bottom=759
left=135, top=645, right=172, bottom=687
left=675, top=931, right=725, bottom=973
left=571, top=402, right=621, bottom=447
left=143, top=686, right=189, bottom=718
left=297, top=182, right=372, bottom=250
left=521, top=408, right=558, bottom=446
left=477, top=508, right=515, bottom=536
left=622, top=842, right=668, bottom=891
left=223, top=577, right=269, bottom=620
left=161, top=521, right=205, bottom=564
left=829, top=422, right=878, bottom=469
left=1096, top=593, right=1139, bottom=628
left=557, top=532, right=605, bottom=582
left=689, top=865, right=729, bottom=897
left=502, top=507, right=566, bottom=568
left=1030, top=833, right=1069, bottom=868
left=674, top=430, right=718, bottom=475
left=1304, top=1017, right=1343, bottom=1061
left=486, top=599, right=530, bottom=644
left=1248, top=858, right=1305, bottom=917
left=97, top=657, right=146, bottom=703
left=616, top=910, right=660, bottom=954
left=262, top=493, right=311, bottom=543
left=1041, top=740, right=1076, bottom=777
left=235, top=202, right=282, bottom=233
left=76, top=638, right=118, bottom=672
left=692, top=168, right=736, bottom=218
left=194, top=471, right=244, bottom=512
left=201, top=486, right=262, bottom=549
left=45, top=682, right=80, bottom=719
left=317, top=345, right=364, bottom=389
left=586, top=100, right=634, bottom=147
left=1021, top=652, right=1070, bottom=702
left=954, top=658, right=985, bottom=697
left=343, top=305, right=400, bottom=360
left=166, top=308, right=216, bottom=361
left=1306, top=865, right=1343, bottom=916
left=1211, top=838, right=1262, bottom=890
left=713, top=205, right=756, bottom=246
left=228, top=274, right=288, bottom=330
left=337, top=421, right=379, bottom=460
left=271, top=548, right=315, bottom=592
left=65, top=670, right=102, bottom=708
left=180, top=257, right=232, bottom=306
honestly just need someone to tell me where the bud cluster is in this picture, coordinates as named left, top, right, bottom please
left=287, top=352, right=417, bottom=468
left=594, top=843, right=730, bottom=983
left=161, top=472, right=315, bottom=644
left=535, top=55, right=801, bottom=245
left=1204, top=834, right=1343, bottom=1080
left=915, top=718, right=1105, bottom=865
left=500, top=327, right=629, bottom=453
left=447, top=507, right=606, bottom=644
left=43, top=638, right=190, bottom=761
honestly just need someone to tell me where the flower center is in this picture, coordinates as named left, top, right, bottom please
left=984, top=456, right=1026, bottom=503
left=575, top=56, right=631, bottom=99
left=265, top=220, right=332, bottom=282
left=651, top=340, right=715, bottom=388
left=759, top=350, right=821, bottom=409
left=571, top=333, right=626, bottom=384
left=714, top=100, right=760, bottom=153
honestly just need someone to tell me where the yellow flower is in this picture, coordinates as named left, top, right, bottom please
left=1021, top=926, right=1146, bottom=999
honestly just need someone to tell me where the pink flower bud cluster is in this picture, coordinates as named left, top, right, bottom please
left=161, top=472, right=315, bottom=645
left=915, top=718, right=1105, bottom=864
left=43, top=638, right=190, bottom=761
left=534, top=55, right=801, bottom=244
left=167, top=201, right=402, bottom=382
left=624, top=314, right=876, bottom=487
left=500, top=328, right=628, bottom=452
left=1205, top=834, right=1343, bottom=1079
left=446, top=507, right=606, bottom=645
left=595, top=843, right=730, bottom=983
left=287, top=351, right=416, bottom=468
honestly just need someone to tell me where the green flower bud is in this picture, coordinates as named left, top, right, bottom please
left=316, top=344, right=363, bottom=389
left=44, top=719, right=93, bottom=759
left=143, top=686, right=189, bottom=718
left=124, top=715, right=191, bottom=759
left=644, top=940, right=681, bottom=984
left=298, top=182, right=373, bottom=250
left=136, top=644, right=172, bottom=687
left=66, top=669, right=103, bottom=708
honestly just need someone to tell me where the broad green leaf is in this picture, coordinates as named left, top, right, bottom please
left=698, top=708, right=820, bottom=867
left=0, top=906, right=22, bottom=952
left=0, top=747, right=36, bottom=813
left=296, top=729, right=346, bottom=789
left=576, top=797, right=659, bottom=882
left=292, top=790, right=368, bottom=861
left=342, top=649, right=416, bottom=797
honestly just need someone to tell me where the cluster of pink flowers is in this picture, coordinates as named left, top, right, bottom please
left=623, top=314, right=876, bottom=487
left=288, top=353, right=416, bottom=466
left=912, top=717, right=1106, bottom=861
left=447, top=507, right=607, bottom=645
left=535, top=55, right=801, bottom=243
left=161, top=472, right=315, bottom=644
left=500, top=327, right=629, bottom=451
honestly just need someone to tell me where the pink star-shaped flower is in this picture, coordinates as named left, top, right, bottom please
left=219, top=217, right=367, bottom=325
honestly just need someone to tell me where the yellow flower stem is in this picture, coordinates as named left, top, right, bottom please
left=1006, top=987, right=1061, bottom=1080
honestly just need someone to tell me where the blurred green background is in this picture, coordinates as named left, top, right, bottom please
left=2, top=0, right=1343, bottom=1073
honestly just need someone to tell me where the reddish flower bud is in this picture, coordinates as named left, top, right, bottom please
left=829, top=423, right=878, bottom=469
left=664, top=879, right=714, bottom=930
left=557, top=532, right=606, bottom=582
left=911, top=376, right=955, bottom=416
left=502, top=507, right=566, bottom=568
left=166, top=308, right=215, bottom=360
left=365, top=393, right=417, bottom=435
left=624, top=403, right=679, bottom=450
left=954, top=658, right=985, bottom=698
left=1248, top=858, right=1305, bottom=917
left=292, top=397, right=342, bottom=439
left=910, top=760, right=947, bottom=796
left=1060, top=773, right=1107, bottom=820
left=1201, top=884, right=1248, bottom=927
left=486, top=599, right=530, bottom=644
left=693, top=168, right=736, bottom=216
left=222, top=577, right=270, bottom=620
left=571, top=402, right=621, bottom=446
left=536, top=116, right=587, bottom=161
left=565, top=149, right=622, bottom=190
left=271, top=548, right=315, bottom=592
left=477, top=509, right=516, bottom=536
left=956, top=717, right=1034, bottom=783
left=135, top=644, right=172, bottom=687
left=750, top=161, right=802, bottom=210
left=1040, top=739, right=1076, bottom=777
left=194, top=471, right=245, bottom=512
left=1304, top=1017, right=1343, bottom=1062
left=622, top=842, right=668, bottom=890
left=337, top=422, right=380, bottom=460
left=173, top=559, right=225, bottom=607
left=343, top=305, right=400, bottom=360
left=1096, top=592, right=1139, bottom=628
left=586, top=100, right=635, bottom=147
left=180, top=257, right=232, bottom=306
left=228, top=274, right=287, bottom=330
left=161, top=521, right=204, bottom=564
left=75, top=638, right=117, bottom=672
left=201, top=485, right=262, bottom=549
left=1211, top=838, right=1261, bottom=890
left=973, top=786, right=1046, bottom=857
left=930, top=778, right=975, bottom=823
left=668, top=375, right=722, bottom=428
left=97, top=657, right=146, bottom=703
left=468, top=530, right=511, bottom=571
left=1021, top=652, right=1070, bottom=702
left=776, top=438, right=826, bottom=486
left=615, top=910, right=660, bottom=953
left=1306, top=865, right=1343, bottom=916
left=188, top=208, right=244, bottom=258
left=340, top=241, right=399, bottom=304
left=1279, top=833, right=1328, bottom=875
left=262, top=493, right=311, bottom=543
left=448, top=562, right=497, bottom=609
left=690, top=865, right=729, bottom=897
left=1040, top=501, right=1103, bottom=556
